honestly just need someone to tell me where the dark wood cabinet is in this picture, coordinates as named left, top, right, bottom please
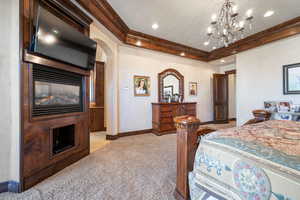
left=90, top=106, right=105, bottom=132
left=89, top=61, right=105, bottom=132
left=152, top=102, right=197, bottom=135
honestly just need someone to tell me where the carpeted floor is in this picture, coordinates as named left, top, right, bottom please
left=0, top=122, right=236, bottom=200
left=1, top=134, right=177, bottom=200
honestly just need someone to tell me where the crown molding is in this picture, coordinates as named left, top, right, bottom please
left=125, top=30, right=209, bottom=61
left=75, top=0, right=129, bottom=41
left=76, top=0, right=300, bottom=62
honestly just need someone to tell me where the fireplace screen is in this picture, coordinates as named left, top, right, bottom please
left=32, top=65, right=83, bottom=117
left=35, top=81, right=80, bottom=106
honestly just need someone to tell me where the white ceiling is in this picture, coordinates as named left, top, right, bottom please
left=107, top=0, right=300, bottom=51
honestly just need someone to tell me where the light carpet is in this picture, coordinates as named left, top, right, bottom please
left=1, top=134, right=177, bottom=200
left=1, top=122, right=236, bottom=200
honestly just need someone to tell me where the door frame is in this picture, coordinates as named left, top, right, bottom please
left=225, top=70, right=236, bottom=121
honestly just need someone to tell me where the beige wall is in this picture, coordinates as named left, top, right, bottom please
left=88, top=19, right=218, bottom=134
left=0, top=0, right=20, bottom=183
left=236, top=35, right=300, bottom=125
left=89, top=22, right=120, bottom=135
left=118, top=45, right=217, bottom=132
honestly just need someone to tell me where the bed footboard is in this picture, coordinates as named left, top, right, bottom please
left=173, top=116, right=214, bottom=200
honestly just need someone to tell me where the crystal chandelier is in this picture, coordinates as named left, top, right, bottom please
left=205, top=0, right=253, bottom=48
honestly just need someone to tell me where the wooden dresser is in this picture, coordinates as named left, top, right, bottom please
left=152, top=102, right=197, bottom=135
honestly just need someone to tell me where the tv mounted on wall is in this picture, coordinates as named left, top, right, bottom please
left=31, top=6, right=97, bottom=70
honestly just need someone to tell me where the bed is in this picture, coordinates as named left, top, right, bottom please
left=174, top=117, right=300, bottom=200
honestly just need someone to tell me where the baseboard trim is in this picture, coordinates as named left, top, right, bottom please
left=119, top=129, right=153, bottom=137
left=0, top=181, right=20, bottom=193
left=105, top=119, right=234, bottom=140
left=200, top=121, right=215, bottom=125
left=106, top=134, right=119, bottom=140
left=106, top=129, right=153, bottom=140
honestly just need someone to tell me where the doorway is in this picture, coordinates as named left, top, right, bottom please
left=89, top=61, right=109, bottom=152
left=213, top=69, right=236, bottom=124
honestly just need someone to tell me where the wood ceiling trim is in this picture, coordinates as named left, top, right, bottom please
left=208, top=17, right=300, bottom=61
left=76, top=0, right=300, bottom=62
left=75, top=0, right=209, bottom=61
left=126, top=30, right=209, bottom=61
left=75, top=0, right=129, bottom=41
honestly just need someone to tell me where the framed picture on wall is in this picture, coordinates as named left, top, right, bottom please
left=283, top=63, right=300, bottom=94
left=134, top=75, right=150, bottom=96
left=189, top=82, right=197, bottom=96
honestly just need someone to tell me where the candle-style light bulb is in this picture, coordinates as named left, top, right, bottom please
left=246, top=9, right=253, bottom=18
left=232, top=5, right=238, bottom=14
left=207, top=26, right=213, bottom=34
left=239, top=21, right=245, bottom=28
left=211, top=14, right=217, bottom=22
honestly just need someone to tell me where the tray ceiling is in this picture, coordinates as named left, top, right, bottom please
left=107, top=0, right=300, bottom=51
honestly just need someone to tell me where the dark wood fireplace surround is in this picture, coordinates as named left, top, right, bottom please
left=20, top=0, right=93, bottom=191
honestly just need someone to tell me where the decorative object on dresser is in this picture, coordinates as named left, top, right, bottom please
left=152, top=102, right=197, bottom=136
left=189, top=82, right=198, bottom=96
left=90, top=61, right=105, bottom=132
left=283, top=63, right=300, bottom=94
left=134, top=75, right=151, bottom=96
left=20, top=0, right=94, bottom=192
left=158, top=68, right=184, bottom=102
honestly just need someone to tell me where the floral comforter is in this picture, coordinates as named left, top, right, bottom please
left=189, top=120, right=300, bottom=200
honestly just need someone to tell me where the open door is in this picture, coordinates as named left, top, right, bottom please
left=213, top=74, right=229, bottom=123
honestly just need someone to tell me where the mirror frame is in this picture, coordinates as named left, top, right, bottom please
left=158, top=68, right=184, bottom=102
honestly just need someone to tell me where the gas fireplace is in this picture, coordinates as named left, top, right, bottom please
left=32, top=64, right=84, bottom=117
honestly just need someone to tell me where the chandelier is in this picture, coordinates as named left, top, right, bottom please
left=205, top=0, right=253, bottom=48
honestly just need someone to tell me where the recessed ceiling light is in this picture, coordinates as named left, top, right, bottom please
left=264, top=10, right=274, bottom=18
left=212, top=46, right=217, bottom=50
left=152, top=23, right=159, bottom=30
left=221, top=59, right=225, bottom=63
left=53, top=29, right=59, bottom=34
left=204, top=41, right=210, bottom=46
left=180, top=52, right=185, bottom=56
left=136, top=41, right=142, bottom=46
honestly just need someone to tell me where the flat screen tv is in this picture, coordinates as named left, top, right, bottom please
left=32, top=6, right=97, bottom=70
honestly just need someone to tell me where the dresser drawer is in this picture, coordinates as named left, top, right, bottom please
left=160, top=105, right=175, bottom=112
left=160, top=117, right=174, bottom=123
left=186, top=110, right=196, bottom=116
left=160, top=111, right=173, bottom=117
left=185, top=104, right=196, bottom=110
left=152, top=102, right=197, bottom=135
left=160, top=123, right=175, bottom=131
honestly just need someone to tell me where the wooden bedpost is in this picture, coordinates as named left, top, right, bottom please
left=173, top=115, right=201, bottom=200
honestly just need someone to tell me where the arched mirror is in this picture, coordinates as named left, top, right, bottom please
left=158, top=69, right=184, bottom=102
